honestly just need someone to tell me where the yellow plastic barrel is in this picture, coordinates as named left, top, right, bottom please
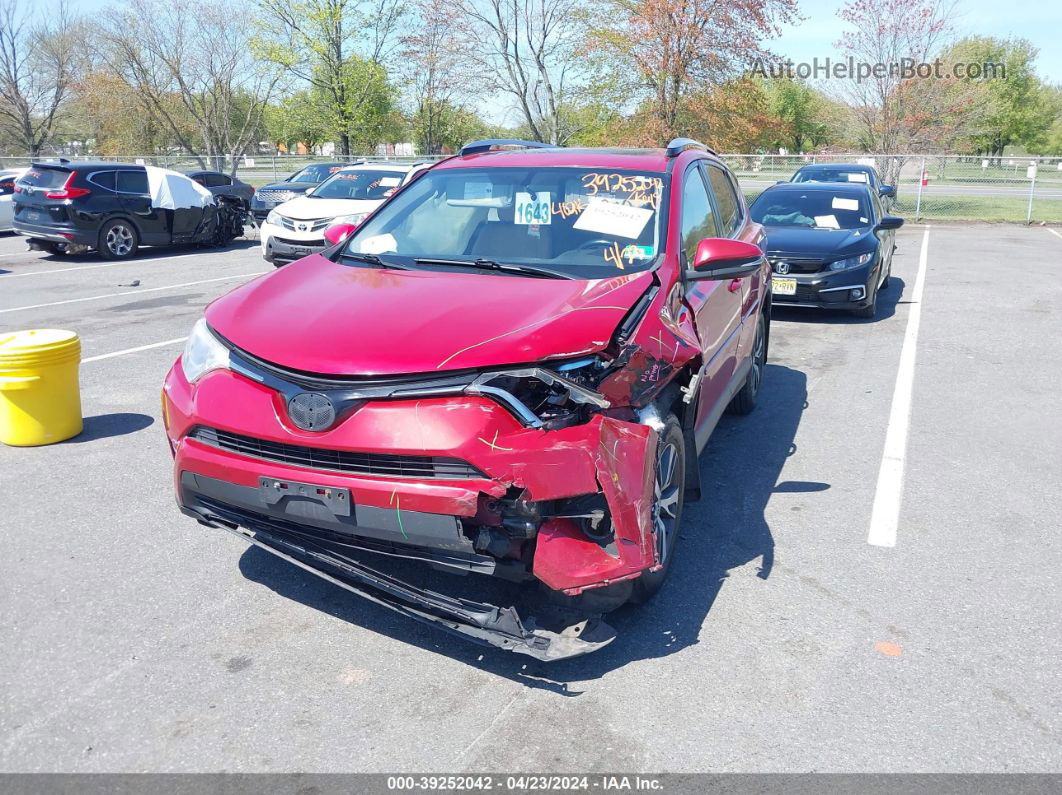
left=0, top=329, right=83, bottom=446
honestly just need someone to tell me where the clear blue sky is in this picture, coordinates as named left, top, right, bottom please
left=768, top=0, right=1062, bottom=83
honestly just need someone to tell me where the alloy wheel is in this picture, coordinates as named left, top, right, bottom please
left=106, top=224, right=134, bottom=256
left=652, top=438, right=682, bottom=566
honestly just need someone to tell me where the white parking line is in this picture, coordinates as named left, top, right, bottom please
left=0, top=249, right=260, bottom=278
left=867, top=227, right=931, bottom=547
left=1047, top=228, right=1062, bottom=241
left=0, top=272, right=266, bottom=314
left=82, top=337, right=188, bottom=363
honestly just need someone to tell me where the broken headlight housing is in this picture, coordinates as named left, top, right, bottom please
left=470, top=357, right=612, bottom=430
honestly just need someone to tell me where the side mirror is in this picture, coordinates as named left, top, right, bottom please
left=323, top=222, right=358, bottom=246
left=686, top=238, right=764, bottom=281
left=875, top=215, right=904, bottom=231
left=879, top=185, right=896, bottom=198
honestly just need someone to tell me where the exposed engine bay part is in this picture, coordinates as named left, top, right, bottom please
left=197, top=514, right=616, bottom=661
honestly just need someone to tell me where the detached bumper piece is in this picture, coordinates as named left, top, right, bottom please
left=187, top=503, right=617, bottom=662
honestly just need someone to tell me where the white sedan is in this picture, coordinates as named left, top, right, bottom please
left=260, top=163, right=427, bottom=266
left=0, top=168, right=27, bottom=232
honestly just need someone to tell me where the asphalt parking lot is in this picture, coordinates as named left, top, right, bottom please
left=1, top=223, right=1060, bottom=773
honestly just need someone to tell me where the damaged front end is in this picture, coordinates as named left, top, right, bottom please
left=168, top=276, right=704, bottom=660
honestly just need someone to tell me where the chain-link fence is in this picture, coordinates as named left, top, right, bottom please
left=720, top=153, right=1062, bottom=224
left=4, top=151, right=1060, bottom=224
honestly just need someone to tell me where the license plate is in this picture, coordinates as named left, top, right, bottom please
left=294, top=248, right=311, bottom=256
left=258, top=476, right=351, bottom=517
left=772, top=277, right=797, bottom=296
left=25, top=210, right=41, bottom=222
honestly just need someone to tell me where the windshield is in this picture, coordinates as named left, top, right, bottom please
left=750, top=190, right=872, bottom=230
left=341, top=167, right=667, bottom=278
left=290, top=164, right=344, bottom=184
left=793, top=167, right=872, bottom=185
left=311, top=170, right=405, bottom=200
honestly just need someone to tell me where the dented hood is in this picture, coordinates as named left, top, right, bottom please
left=206, top=255, right=652, bottom=375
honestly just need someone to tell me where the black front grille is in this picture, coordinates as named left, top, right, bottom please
left=190, top=426, right=487, bottom=480
left=768, top=256, right=824, bottom=274
left=272, top=236, right=325, bottom=247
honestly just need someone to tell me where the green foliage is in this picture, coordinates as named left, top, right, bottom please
left=945, top=37, right=1058, bottom=155
left=762, top=79, right=844, bottom=152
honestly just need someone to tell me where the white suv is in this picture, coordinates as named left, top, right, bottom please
left=260, top=163, right=425, bottom=266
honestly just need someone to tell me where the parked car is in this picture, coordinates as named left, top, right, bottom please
left=185, top=170, right=255, bottom=209
left=13, top=162, right=245, bottom=259
left=259, top=163, right=415, bottom=266
left=789, top=162, right=896, bottom=205
left=0, top=168, right=27, bottom=232
left=163, top=138, right=772, bottom=661
left=750, top=181, right=903, bottom=318
left=248, top=162, right=349, bottom=223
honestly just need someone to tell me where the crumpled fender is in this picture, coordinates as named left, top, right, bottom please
left=532, top=415, right=657, bottom=594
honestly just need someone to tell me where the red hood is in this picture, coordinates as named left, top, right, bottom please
left=206, top=255, right=653, bottom=375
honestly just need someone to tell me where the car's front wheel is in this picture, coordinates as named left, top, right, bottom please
left=630, top=413, right=686, bottom=604
left=99, top=220, right=138, bottom=260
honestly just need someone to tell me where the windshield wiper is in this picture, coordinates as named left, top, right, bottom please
left=413, top=257, right=574, bottom=280
left=341, top=252, right=411, bottom=270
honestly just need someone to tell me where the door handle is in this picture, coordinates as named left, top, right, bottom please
left=727, top=278, right=741, bottom=293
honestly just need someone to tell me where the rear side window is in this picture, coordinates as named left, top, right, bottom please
left=680, top=167, right=720, bottom=263
left=18, top=167, right=70, bottom=189
left=116, top=170, right=148, bottom=193
left=207, top=173, right=231, bottom=187
left=88, top=171, right=116, bottom=191
left=706, top=165, right=742, bottom=235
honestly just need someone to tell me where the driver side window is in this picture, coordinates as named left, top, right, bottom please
left=680, top=166, right=720, bottom=263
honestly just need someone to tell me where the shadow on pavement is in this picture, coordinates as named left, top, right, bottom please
left=38, top=237, right=259, bottom=263
left=66, top=412, right=155, bottom=443
left=238, top=364, right=815, bottom=694
left=772, top=276, right=906, bottom=325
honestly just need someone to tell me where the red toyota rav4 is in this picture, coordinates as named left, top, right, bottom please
left=163, top=139, right=771, bottom=660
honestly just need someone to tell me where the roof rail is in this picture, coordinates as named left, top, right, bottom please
left=459, top=139, right=555, bottom=156
left=665, top=138, right=717, bottom=157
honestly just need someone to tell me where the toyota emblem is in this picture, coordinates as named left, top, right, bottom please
left=297, top=222, right=310, bottom=233
left=775, top=261, right=790, bottom=274
left=288, top=392, right=335, bottom=431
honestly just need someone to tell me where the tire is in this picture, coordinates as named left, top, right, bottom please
left=98, top=219, right=138, bottom=259
left=630, top=413, right=686, bottom=604
left=852, top=284, right=878, bottom=319
left=727, top=311, right=767, bottom=416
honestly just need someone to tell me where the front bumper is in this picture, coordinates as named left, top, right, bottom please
left=259, top=222, right=326, bottom=264
left=771, top=261, right=878, bottom=309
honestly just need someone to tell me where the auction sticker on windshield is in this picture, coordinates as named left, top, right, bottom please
left=574, top=198, right=653, bottom=239
left=515, top=192, right=551, bottom=225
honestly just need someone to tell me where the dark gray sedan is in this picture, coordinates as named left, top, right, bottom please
left=185, top=170, right=256, bottom=209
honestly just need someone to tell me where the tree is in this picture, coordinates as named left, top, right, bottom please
left=763, top=78, right=843, bottom=153
left=0, top=0, right=82, bottom=155
left=265, top=91, right=331, bottom=152
left=945, top=37, right=1055, bottom=157
left=592, top=0, right=797, bottom=142
left=96, top=0, right=281, bottom=171
left=455, top=0, right=590, bottom=145
left=401, top=0, right=465, bottom=154
left=255, top=0, right=404, bottom=155
left=833, top=0, right=980, bottom=182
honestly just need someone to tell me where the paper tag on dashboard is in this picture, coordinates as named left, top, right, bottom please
left=358, top=233, right=397, bottom=254
left=573, top=199, right=652, bottom=239
left=814, top=215, right=840, bottom=229
left=846, top=173, right=868, bottom=183
left=515, top=192, right=551, bottom=225
left=832, top=197, right=859, bottom=211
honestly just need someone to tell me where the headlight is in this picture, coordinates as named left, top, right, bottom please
left=332, top=212, right=368, bottom=226
left=828, top=252, right=874, bottom=271
left=265, top=210, right=282, bottom=226
left=181, top=318, right=230, bottom=384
